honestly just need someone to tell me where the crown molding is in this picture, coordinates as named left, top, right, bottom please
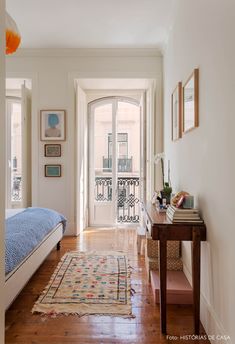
left=8, top=48, right=163, bottom=58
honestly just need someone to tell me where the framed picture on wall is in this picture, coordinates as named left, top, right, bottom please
left=45, top=164, right=61, bottom=177
left=44, top=144, right=61, bottom=157
left=171, top=82, right=182, bottom=141
left=183, top=68, right=199, bottom=133
left=40, top=110, right=66, bottom=141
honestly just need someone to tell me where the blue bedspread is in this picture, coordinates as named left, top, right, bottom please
left=5, top=207, right=66, bottom=275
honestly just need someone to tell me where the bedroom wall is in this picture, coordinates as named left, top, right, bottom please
left=163, top=0, right=235, bottom=342
left=6, top=49, right=162, bottom=234
left=0, top=0, right=5, bottom=341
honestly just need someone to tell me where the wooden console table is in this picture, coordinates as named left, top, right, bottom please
left=143, top=202, right=206, bottom=334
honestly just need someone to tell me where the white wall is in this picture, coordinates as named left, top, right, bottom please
left=0, top=0, right=5, bottom=341
left=163, top=0, right=235, bottom=341
left=6, top=49, right=162, bottom=234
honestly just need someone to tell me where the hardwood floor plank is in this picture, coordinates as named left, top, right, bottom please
left=5, top=228, right=210, bottom=343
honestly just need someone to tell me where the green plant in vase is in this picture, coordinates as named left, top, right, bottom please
left=161, top=182, right=172, bottom=204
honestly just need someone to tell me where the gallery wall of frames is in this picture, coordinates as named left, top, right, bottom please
left=171, top=68, right=199, bottom=142
left=40, top=109, right=66, bottom=177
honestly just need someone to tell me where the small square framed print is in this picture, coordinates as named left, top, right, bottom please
left=44, top=144, right=61, bottom=157
left=45, top=165, right=61, bottom=177
left=40, top=110, right=66, bottom=141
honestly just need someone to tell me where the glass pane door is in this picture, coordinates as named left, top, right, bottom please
left=6, top=99, right=22, bottom=208
left=89, top=101, right=115, bottom=225
left=89, top=98, right=141, bottom=226
left=116, top=101, right=140, bottom=223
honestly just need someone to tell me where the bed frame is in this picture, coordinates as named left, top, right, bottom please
left=5, top=222, right=64, bottom=310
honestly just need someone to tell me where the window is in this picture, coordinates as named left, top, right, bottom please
left=108, top=133, right=128, bottom=159
left=6, top=98, right=22, bottom=207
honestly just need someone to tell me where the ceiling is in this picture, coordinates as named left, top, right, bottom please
left=6, top=0, right=174, bottom=49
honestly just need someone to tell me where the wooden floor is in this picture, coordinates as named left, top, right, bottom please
left=5, top=228, right=209, bottom=344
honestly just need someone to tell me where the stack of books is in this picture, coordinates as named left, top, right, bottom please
left=166, top=205, right=203, bottom=223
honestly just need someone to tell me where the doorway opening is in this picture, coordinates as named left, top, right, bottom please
left=5, top=78, right=32, bottom=209
left=89, top=97, right=143, bottom=226
left=75, top=78, right=156, bottom=234
left=6, top=97, right=22, bottom=207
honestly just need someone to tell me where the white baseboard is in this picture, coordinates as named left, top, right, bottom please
left=64, top=221, right=76, bottom=236
left=183, top=264, right=232, bottom=344
left=200, top=293, right=232, bottom=344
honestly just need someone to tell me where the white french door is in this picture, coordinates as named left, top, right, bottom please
left=6, top=84, right=31, bottom=209
left=6, top=97, right=22, bottom=208
left=89, top=97, right=142, bottom=226
left=75, top=84, right=88, bottom=235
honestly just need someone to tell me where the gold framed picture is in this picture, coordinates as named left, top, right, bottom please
left=183, top=69, right=199, bottom=133
left=171, top=82, right=182, bottom=141
left=45, top=165, right=61, bottom=177
left=44, top=144, right=61, bottom=157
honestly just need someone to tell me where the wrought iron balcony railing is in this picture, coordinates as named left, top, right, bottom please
left=11, top=176, right=22, bottom=202
left=103, top=157, right=133, bottom=172
left=95, top=176, right=140, bottom=223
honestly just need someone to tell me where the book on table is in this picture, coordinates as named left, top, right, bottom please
left=168, top=205, right=199, bottom=214
left=166, top=205, right=203, bottom=223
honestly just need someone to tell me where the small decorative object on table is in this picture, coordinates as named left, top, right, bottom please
left=161, top=182, right=172, bottom=205
left=171, top=191, right=194, bottom=209
left=171, top=191, right=189, bottom=207
left=155, top=198, right=168, bottom=213
left=176, top=195, right=185, bottom=208
left=151, top=191, right=158, bottom=205
left=156, top=204, right=168, bottom=213
left=182, top=195, right=194, bottom=209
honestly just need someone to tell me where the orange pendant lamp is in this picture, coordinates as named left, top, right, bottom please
left=6, top=12, right=21, bottom=54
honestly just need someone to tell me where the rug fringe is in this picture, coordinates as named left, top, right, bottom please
left=37, top=311, right=136, bottom=319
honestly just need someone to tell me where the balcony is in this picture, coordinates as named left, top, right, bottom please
left=95, top=176, right=140, bottom=223
left=103, top=157, right=133, bottom=173
left=12, top=175, right=22, bottom=202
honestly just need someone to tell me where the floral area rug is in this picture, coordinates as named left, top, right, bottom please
left=32, top=251, right=133, bottom=317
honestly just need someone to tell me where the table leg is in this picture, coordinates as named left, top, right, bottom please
left=159, top=232, right=167, bottom=334
left=192, top=228, right=201, bottom=334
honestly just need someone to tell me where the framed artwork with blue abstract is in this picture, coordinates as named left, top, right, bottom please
left=40, top=110, right=66, bottom=141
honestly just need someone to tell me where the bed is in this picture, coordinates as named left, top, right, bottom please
left=5, top=207, right=66, bottom=310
